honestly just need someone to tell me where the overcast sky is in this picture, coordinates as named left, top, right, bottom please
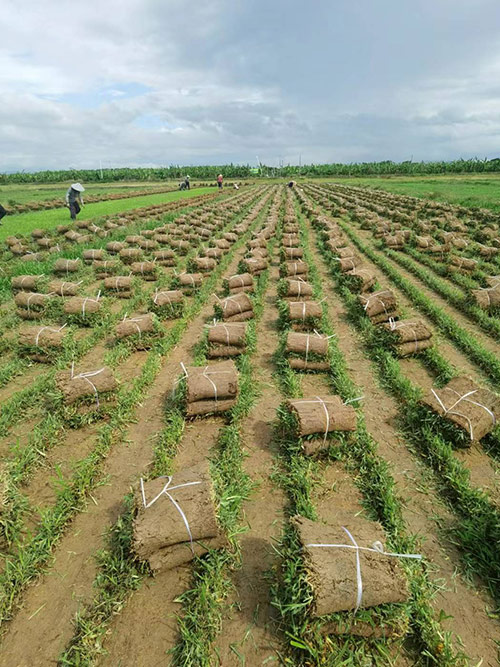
left=2, top=0, right=500, bottom=171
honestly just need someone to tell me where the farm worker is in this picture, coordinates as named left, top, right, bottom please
left=217, top=174, right=223, bottom=190
left=288, top=180, right=295, bottom=188
left=65, top=183, right=85, bottom=220
left=184, top=175, right=190, bottom=190
left=0, top=203, right=7, bottom=224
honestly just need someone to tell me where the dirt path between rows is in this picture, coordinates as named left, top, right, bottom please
left=306, top=221, right=500, bottom=666
left=214, top=254, right=286, bottom=665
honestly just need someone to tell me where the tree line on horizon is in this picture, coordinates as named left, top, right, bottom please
left=2, top=158, right=500, bottom=183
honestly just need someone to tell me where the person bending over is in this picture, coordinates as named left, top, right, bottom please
left=65, top=182, right=85, bottom=220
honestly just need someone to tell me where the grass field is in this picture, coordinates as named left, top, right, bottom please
left=0, top=182, right=499, bottom=665
left=333, top=173, right=500, bottom=212
left=0, top=180, right=177, bottom=206
left=0, top=187, right=214, bottom=240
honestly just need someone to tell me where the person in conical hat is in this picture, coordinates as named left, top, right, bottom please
left=217, top=173, right=223, bottom=190
left=65, top=183, right=85, bottom=220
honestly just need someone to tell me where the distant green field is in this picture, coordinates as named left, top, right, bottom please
left=0, top=187, right=214, bottom=240
left=0, top=180, right=181, bottom=206
left=334, top=174, right=500, bottom=212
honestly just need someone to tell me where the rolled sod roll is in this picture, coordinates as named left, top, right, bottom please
left=217, top=293, right=253, bottom=321
left=48, top=280, right=81, bottom=297
left=153, top=233, right=171, bottom=245
left=450, top=256, right=477, bottom=271
left=382, top=319, right=432, bottom=344
left=115, top=313, right=155, bottom=339
left=208, top=322, right=247, bottom=347
left=83, top=249, right=105, bottom=262
left=125, top=235, right=142, bottom=244
left=226, top=273, right=254, bottom=292
left=53, top=258, right=81, bottom=274
left=92, top=260, right=120, bottom=277
left=415, top=235, right=433, bottom=249
left=286, top=395, right=356, bottom=437
left=182, top=360, right=238, bottom=416
left=11, top=245, right=29, bottom=256
left=119, top=248, right=143, bottom=263
left=288, top=359, right=330, bottom=371
left=64, top=295, right=102, bottom=315
left=11, top=275, right=42, bottom=291
left=338, top=256, right=362, bottom=273
left=137, top=239, right=159, bottom=251
left=177, top=272, right=203, bottom=288
left=472, top=285, right=500, bottom=309
left=31, top=228, right=45, bottom=239
left=205, top=247, right=224, bottom=259
left=103, top=276, right=133, bottom=293
left=36, top=237, right=55, bottom=249
left=394, top=338, right=434, bottom=357
left=133, top=462, right=227, bottom=571
left=18, top=326, right=66, bottom=349
left=285, top=261, right=308, bottom=277
left=170, top=240, right=190, bottom=253
left=288, top=301, right=322, bottom=322
left=152, top=289, right=183, bottom=307
left=283, top=247, right=303, bottom=260
left=336, top=246, right=356, bottom=258
left=130, top=261, right=157, bottom=277
left=291, top=514, right=410, bottom=616
left=283, top=223, right=299, bottom=233
left=286, top=332, right=328, bottom=357
left=193, top=257, right=217, bottom=272
left=370, top=310, right=399, bottom=325
left=64, top=230, right=81, bottom=242
left=421, top=376, right=500, bottom=442
left=282, top=279, right=314, bottom=299
left=358, top=290, right=397, bottom=319
left=282, top=234, right=300, bottom=246
left=250, top=248, right=269, bottom=259
left=106, top=241, right=126, bottom=254
left=21, top=252, right=46, bottom=263
left=248, top=237, right=267, bottom=248
left=223, top=232, right=238, bottom=243
left=152, top=249, right=175, bottom=265
left=14, top=291, right=52, bottom=310
left=345, top=268, right=376, bottom=293
left=485, top=275, right=500, bottom=288
left=56, top=366, right=118, bottom=405
left=242, top=258, right=268, bottom=275
left=326, top=238, right=347, bottom=252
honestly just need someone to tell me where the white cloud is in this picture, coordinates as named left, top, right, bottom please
left=2, top=0, right=500, bottom=170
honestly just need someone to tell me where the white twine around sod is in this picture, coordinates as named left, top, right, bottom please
left=388, top=318, right=420, bottom=354
left=70, top=362, right=106, bottom=408
left=430, top=388, right=496, bottom=441
left=81, top=291, right=101, bottom=317
left=35, top=323, right=67, bottom=347
left=306, top=526, right=422, bottom=613
left=140, top=476, right=201, bottom=553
